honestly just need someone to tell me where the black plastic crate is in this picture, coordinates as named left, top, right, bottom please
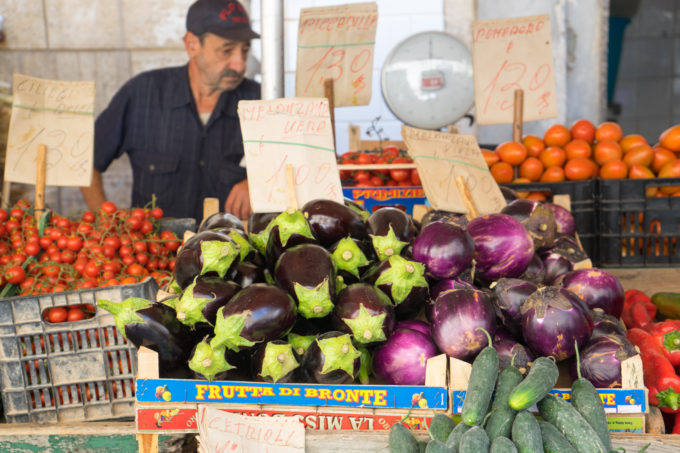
left=503, top=180, right=598, bottom=263
left=598, top=177, right=680, bottom=267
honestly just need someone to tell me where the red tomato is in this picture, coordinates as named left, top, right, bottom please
left=127, top=263, right=146, bottom=276
left=353, top=170, right=372, bottom=184
left=82, top=211, right=95, bottom=223
left=150, top=207, right=164, bottom=220
left=370, top=176, right=385, bottom=186
left=100, top=201, right=117, bottom=214
left=355, top=153, right=373, bottom=165
left=140, top=220, right=154, bottom=235
left=9, top=208, right=24, bottom=219
left=390, top=168, right=410, bottom=182
left=5, top=265, right=26, bottom=284
left=381, top=145, right=400, bottom=160
left=66, top=236, right=83, bottom=251
left=84, top=262, right=100, bottom=278
left=0, top=209, right=8, bottom=222
left=24, top=242, right=40, bottom=256
left=46, top=307, right=68, bottom=323
left=131, top=208, right=146, bottom=220
left=67, top=308, right=85, bottom=322
left=410, top=169, right=421, bottom=185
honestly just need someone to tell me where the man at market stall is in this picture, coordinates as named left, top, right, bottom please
left=80, top=0, right=260, bottom=222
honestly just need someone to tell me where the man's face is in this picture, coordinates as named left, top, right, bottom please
left=192, top=33, right=250, bottom=92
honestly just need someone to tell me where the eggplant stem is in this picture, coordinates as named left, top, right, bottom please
left=342, top=250, right=353, bottom=261
left=313, top=305, right=323, bottom=314
left=202, top=358, right=212, bottom=368
left=539, top=223, right=548, bottom=232
left=404, top=263, right=415, bottom=274
left=362, top=330, right=373, bottom=340
left=384, top=247, right=394, bottom=257
left=341, top=344, right=349, bottom=354
left=574, top=339, right=583, bottom=380
left=177, top=311, right=186, bottom=321
left=277, top=353, right=287, bottom=364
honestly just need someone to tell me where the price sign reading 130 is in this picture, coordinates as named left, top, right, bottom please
left=472, top=14, right=557, bottom=125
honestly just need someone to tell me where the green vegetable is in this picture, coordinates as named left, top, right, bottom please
left=537, top=394, right=607, bottom=453
left=389, top=422, right=419, bottom=453
left=459, top=425, right=489, bottom=453
left=651, top=292, right=680, bottom=319
left=445, top=420, right=472, bottom=453
left=485, top=365, right=523, bottom=441
left=508, top=356, right=559, bottom=410
left=490, top=436, right=518, bottom=453
left=425, top=439, right=454, bottom=453
left=461, top=328, right=499, bottom=426
left=511, top=410, right=543, bottom=453
left=418, top=440, right=428, bottom=453
left=538, top=420, right=577, bottom=453
left=429, top=414, right=456, bottom=443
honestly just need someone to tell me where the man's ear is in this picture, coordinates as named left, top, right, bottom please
left=184, top=32, right=200, bottom=56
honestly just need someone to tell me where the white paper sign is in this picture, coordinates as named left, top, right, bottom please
left=197, top=405, right=305, bottom=453
left=472, top=14, right=557, bottom=124
left=5, top=73, right=94, bottom=186
left=238, top=98, right=344, bottom=213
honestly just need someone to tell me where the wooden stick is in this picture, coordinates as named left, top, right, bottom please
left=513, top=89, right=524, bottom=143
left=34, top=144, right=47, bottom=224
left=286, top=163, right=298, bottom=211
left=1, top=181, right=10, bottom=209
left=202, top=197, right=219, bottom=223
left=348, top=124, right=361, bottom=151
left=324, top=78, right=336, bottom=148
left=455, top=176, right=479, bottom=219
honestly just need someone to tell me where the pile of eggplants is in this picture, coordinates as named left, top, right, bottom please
left=98, top=193, right=633, bottom=389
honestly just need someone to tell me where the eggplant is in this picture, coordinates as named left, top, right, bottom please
left=395, top=319, right=431, bottom=337
left=493, top=339, right=534, bottom=374
left=287, top=332, right=316, bottom=358
left=561, top=268, right=625, bottom=318
left=275, top=243, right=336, bottom=319
left=540, top=249, right=573, bottom=285
left=590, top=308, right=627, bottom=339
left=332, top=283, right=395, bottom=345
left=420, top=210, right=468, bottom=230
left=491, top=278, right=538, bottom=337
left=98, top=298, right=195, bottom=378
left=301, top=199, right=369, bottom=247
left=329, top=237, right=373, bottom=280
left=188, top=337, right=234, bottom=380
left=367, top=207, right=417, bottom=260
left=493, top=325, right=515, bottom=343
left=519, top=253, right=546, bottom=285
left=265, top=225, right=318, bottom=270
left=426, top=278, right=476, bottom=322
left=251, top=340, right=300, bottom=383
left=175, top=276, right=240, bottom=326
left=300, top=331, right=361, bottom=384
left=550, top=235, right=589, bottom=263
left=430, top=288, right=497, bottom=361
left=210, top=283, right=297, bottom=352
left=521, top=286, right=593, bottom=361
left=362, top=255, right=428, bottom=320
left=344, top=198, right=370, bottom=221
left=501, top=199, right=557, bottom=250
left=230, top=261, right=266, bottom=288
left=570, top=334, right=638, bottom=388
left=173, top=230, right=240, bottom=289
left=544, top=203, right=576, bottom=236
left=247, top=211, right=279, bottom=255
left=373, top=327, right=438, bottom=385
left=412, top=221, right=474, bottom=280
left=500, top=186, right=520, bottom=202
left=199, top=211, right=244, bottom=232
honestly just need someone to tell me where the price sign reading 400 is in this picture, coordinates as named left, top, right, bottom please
left=296, top=2, right=378, bottom=107
left=472, top=14, right=557, bottom=125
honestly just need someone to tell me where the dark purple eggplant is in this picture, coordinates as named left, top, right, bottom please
left=175, top=275, right=240, bottom=326
left=519, top=253, right=546, bottom=285
left=540, top=249, right=573, bottom=285
left=300, top=331, right=361, bottom=384
left=430, top=288, right=497, bottom=360
left=362, top=255, right=428, bottom=320
left=199, top=212, right=244, bottom=232
left=570, top=334, right=638, bottom=388
left=251, top=340, right=300, bottom=383
left=544, top=203, right=576, bottom=236
left=412, top=221, right=474, bottom=280
left=521, top=286, right=593, bottom=361
left=329, top=237, right=374, bottom=280
left=426, top=278, right=476, bottom=322
left=173, top=230, right=239, bottom=289
left=275, top=243, right=335, bottom=318
left=590, top=308, right=627, bottom=339
left=98, top=298, right=195, bottom=378
left=500, top=186, right=520, bottom=202
left=332, top=283, right=395, bottom=345
left=550, top=235, right=589, bottom=263
left=493, top=339, right=534, bottom=374
left=230, top=261, right=266, bottom=288
left=420, top=210, right=468, bottom=229
left=491, top=278, right=538, bottom=337
left=247, top=212, right=280, bottom=255
left=395, top=319, right=431, bottom=337
left=501, top=199, right=556, bottom=250
left=344, top=198, right=370, bottom=221
left=301, top=199, right=369, bottom=247
left=262, top=208, right=318, bottom=268
left=211, top=283, right=297, bottom=352
left=494, top=325, right=515, bottom=343
left=188, top=337, right=234, bottom=380
left=561, top=268, right=625, bottom=318
left=367, top=207, right=417, bottom=260
left=265, top=225, right=318, bottom=270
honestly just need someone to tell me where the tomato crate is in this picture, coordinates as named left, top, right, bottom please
left=503, top=180, right=599, bottom=263
left=0, top=277, right=158, bottom=423
left=598, top=177, right=680, bottom=267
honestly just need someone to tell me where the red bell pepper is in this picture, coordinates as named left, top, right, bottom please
left=674, top=413, right=680, bottom=435
left=622, top=290, right=657, bottom=329
left=650, top=320, right=680, bottom=366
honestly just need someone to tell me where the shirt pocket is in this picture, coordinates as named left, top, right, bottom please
left=133, top=152, right=181, bottom=206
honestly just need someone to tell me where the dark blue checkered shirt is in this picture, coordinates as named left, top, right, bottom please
left=94, top=64, right=260, bottom=222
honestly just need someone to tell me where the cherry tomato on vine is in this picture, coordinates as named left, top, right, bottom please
left=100, top=201, right=117, bottom=214
left=67, top=308, right=85, bottom=322
left=150, top=207, right=164, bottom=220
left=46, top=307, right=68, bottom=323
left=5, top=265, right=26, bottom=285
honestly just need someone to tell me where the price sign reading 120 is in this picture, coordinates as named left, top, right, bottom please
left=295, top=2, right=378, bottom=107
left=472, top=14, right=557, bottom=125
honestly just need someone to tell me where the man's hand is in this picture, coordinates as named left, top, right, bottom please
left=224, top=179, right=252, bottom=220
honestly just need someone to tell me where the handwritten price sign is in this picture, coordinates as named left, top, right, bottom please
left=402, top=125, right=506, bottom=215
left=472, top=14, right=557, bottom=125
left=296, top=2, right=378, bottom=106
left=238, top=98, right=344, bottom=213
left=5, top=73, right=94, bottom=186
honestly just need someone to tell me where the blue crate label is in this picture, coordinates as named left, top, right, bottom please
left=137, top=379, right=447, bottom=409
left=342, top=187, right=427, bottom=215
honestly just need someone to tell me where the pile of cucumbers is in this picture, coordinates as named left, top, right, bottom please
left=389, top=330, right=613, bottom=453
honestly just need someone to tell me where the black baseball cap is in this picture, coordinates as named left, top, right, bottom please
left=187, top=0, right=260, bottom=41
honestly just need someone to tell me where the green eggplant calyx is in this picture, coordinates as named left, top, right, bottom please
left=371, top=225, right=407, bottom=261
left=98, top=297, right=153, bottom=340
left=663, top=330, right=680, bottom=352
left=188, top=341, right=234, bottom=380
left=375, top=255, right=428, bottom=305
left=200, top=240, right=240, bottom=278
left=159, top=295, right=179, bottom=310
left=175, top=280, right=212, bottom=326
left=259, top=342, right=299, bottom=383
left=248, top=230, right=269, bottom=255
left=228, top=230, right=254, bottom=262
left=287, top=333, right=315, bottom=357
left=294, top=279, right=334, bottom=319
left=168, top=279, right=182, bottom=294
left=210, top=309, right=256, bottom=352
left=317, top=334, right=361, bottom=377
left=331, top=237, right=369, bottom=278
left=270, top=209, right=314, bottom=248
left=656, top=387, right=680, bottom=411
left=356, top=345, right=373, bottom=385
left=343, top=304, right=388, bottom=344
left=335, top=275, right=347, bottom=295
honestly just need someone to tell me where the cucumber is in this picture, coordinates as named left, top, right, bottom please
left=537, top=394, right=607, bottom=453
left=459, top=425, right=490, bottom=453
left=571, top=346, right=612, bottom=451
left=445, top=420, right=472, bottom=453
left=429, top=413, right=456, bottom=442
left=508, top=356, right=559, bottom=410
left=425, top=439, right=454, bottom=453
left=485, top=365, right=523, bottom=440
left=538, top=420, right=578, bottom=453
left=490, top=436, right=518, bottom=453
left=511, top=410, right=543, bottom=453
left=389, top=422, right=420, bottom=453
left=461, top=328, right=499, bottom=426
left=418, top=440, right=428, bottom=453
